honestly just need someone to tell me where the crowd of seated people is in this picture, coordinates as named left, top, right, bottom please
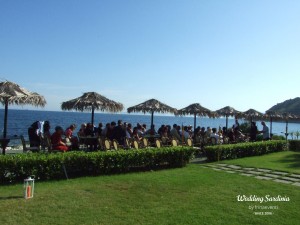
left=27, top=118, right=263, bottom=152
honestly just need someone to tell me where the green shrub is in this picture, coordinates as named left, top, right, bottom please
left=289, top=140, right=300, bottom=151
left=272, top=135, right=285, bottom=140
left=239, top=122, right=250, bottom=134
left=205, top=141, right=287, bottom=162
left=0, top=147, right=195, bottom=185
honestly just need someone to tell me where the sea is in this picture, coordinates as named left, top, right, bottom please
left=1, top=109, right=300, bottom=140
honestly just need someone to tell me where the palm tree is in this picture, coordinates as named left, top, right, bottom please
left=295, top=131, right=300, bottom=140
left=289, top=132, right=295, bottom=140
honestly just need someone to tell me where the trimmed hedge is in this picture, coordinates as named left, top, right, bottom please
left=205, top=141, right=287, bottom=162
left=289, top=140, right=300, bottom=152
left=0, top=147, right=195, bottom=184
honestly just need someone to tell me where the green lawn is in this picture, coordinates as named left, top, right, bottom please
left=220, top=151, right=300, bottom=174
left=0, top=164, right=299, bottom=225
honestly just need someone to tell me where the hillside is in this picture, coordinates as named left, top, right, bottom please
left=267, top=97, right=300, bottom=115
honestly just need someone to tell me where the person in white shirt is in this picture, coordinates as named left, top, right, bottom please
left=170, top=124, right=181, bottom=141
left=181, top=126, right=191, bottom=141
left=210, top=128, right=221, bottom=143
left=260, top=121, right=270, bottom=140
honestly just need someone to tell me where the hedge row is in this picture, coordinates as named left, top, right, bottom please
left=288, top=140, right=300, bottom=152
left=205, top=141, right=287, bottom=162
left=0, top=147, right=195, bottom=184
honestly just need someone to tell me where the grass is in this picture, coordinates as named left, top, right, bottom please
left=220, top=151, right=300, bottom=174
left=0, top=163, right=299, bottom=225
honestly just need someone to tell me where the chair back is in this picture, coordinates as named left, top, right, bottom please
left=142, top=138, right=148, bottom=148
left=112, top=140, right=118, bottom=150
left=186, top=138, right=193, bottom=147
left=104, top=139, right=111, bottom=150
left=124, top=137, right=131, bottom=149
left=133, top=140, right=139, bottom=149
left=155, top=139, right=161, bottom=148
left=97, top=137, right=104, bottom=150
left=171, top=139, right=178, bottom=147
left=20, top=135, right=27, bottom=152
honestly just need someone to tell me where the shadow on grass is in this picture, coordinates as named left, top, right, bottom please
left=277, top=152, right=300, bottom=170
left=190, top=157, right=207, bottom=164
left=0, top=196, right=23, bottom=200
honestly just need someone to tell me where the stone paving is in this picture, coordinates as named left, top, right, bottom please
left=200, top=163, right=300, bottom=187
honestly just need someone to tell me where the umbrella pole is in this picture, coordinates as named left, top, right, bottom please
left=91, top=106, right=95, bottom=125
left=1, top=99, right=8, bottom=155
left=3, top=99, right=8, bottom=138
left=194, top=113, right=196, bottom=141
left=270, top=117, right=273, bottom=139
left=226, top=115, right=228, bottom=131
left=151, top=111, right=154, bottom=127
left=286, top=119, right=288, bottom=141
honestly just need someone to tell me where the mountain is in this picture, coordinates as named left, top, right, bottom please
left=267, top=97, right=300, bottom=115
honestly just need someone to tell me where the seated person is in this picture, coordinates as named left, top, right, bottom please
left=194, top=127, right=202, bottom=144
left=65, top=124, right=79, bottom=149
left=41, top=121, right=51, bottom=149
left=126, top=123, right=133, bottom=138
left=85, top=123, right=95, bottom=136
left=43, top=121, right=51, bottom=139
left=161, top=126, right=170, bottom=144
left=145, top=124, right=157, bottom=136
left=96, top=122, right=103, bottom=137
left=170, top=124, right=181, bottom=142
left=77, top=123, right=86, bottom=137
left=206, top=127, right=212, bottom=139
left=51, top=126, right=69, bottom=152
left=84, top=123, right=97, bottom=151
left=210, top=128, right=221, bottom=144
left=28, top=121, right=41, bottom=147
left=132, top=127, right=142, bottom=141
left=137, top=124, right=144, bottom=136
left=227, top=128, right=236, bottom=143
left=182, top=126, right=191, bottom=141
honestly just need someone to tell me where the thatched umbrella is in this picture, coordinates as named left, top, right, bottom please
left=0, top=80, right=46, bottom=154
left=215, top=106, right=243, bottom=130
left=127, top=98, right=177, bottom=127
left=243, top=108, right=264, bottom=123
left=176, top=103, right=213, bottom=132
left=61, top=92, right=124, bottom=125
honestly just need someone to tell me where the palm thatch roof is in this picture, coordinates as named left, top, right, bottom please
left=176, top=103, right=213, bottom=117
left=127, top=98, right=177, bottom=114
left=264, top=110, right=283, bottom=120
left=127, top=98, right=176, bottom=127
left=0, top=81, right=46, bottom=106
left=243, top=108, right=264, bottom=121
left=0, top=80, right=46, bottom=154
left=215, top=106, right=242, bottom=117
left=61, top=92, right=124, bottom=112
left=61, top=92, right=124, bottom=125
left=176, top=103, right=214, bottom=131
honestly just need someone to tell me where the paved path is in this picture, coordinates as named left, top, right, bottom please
left=200, top=163, right=300, bottom=187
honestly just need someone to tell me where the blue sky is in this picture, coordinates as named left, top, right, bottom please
left=1, top=0, right=300, bottom=113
